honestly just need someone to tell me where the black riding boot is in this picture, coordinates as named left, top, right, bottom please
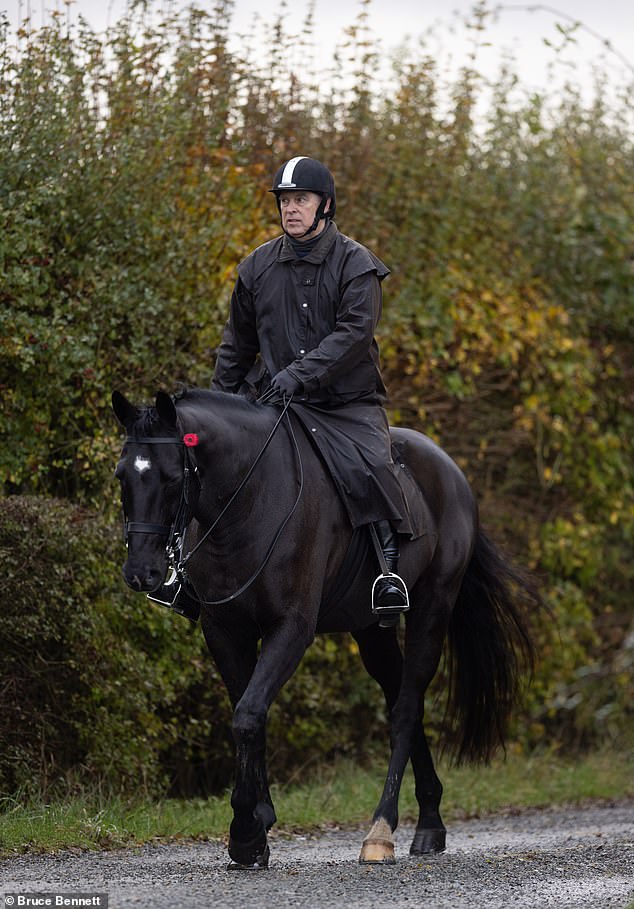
left=371, top=520, right=409, bottom=622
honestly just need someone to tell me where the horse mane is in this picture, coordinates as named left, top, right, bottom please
left=174, top=387, right=260, bottom=415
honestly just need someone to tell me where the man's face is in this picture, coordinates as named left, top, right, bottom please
left=279, top=190, right=330, bottom=239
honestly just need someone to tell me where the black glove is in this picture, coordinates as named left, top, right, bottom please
left=270, top=369, right=302, bottom=397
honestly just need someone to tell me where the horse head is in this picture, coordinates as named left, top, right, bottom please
left=112, top=390, right=187, bottom=593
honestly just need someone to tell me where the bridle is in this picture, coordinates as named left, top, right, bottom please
left=120, top=394, right=303, bottom=606
left=121, top=435, right=199, bottom=595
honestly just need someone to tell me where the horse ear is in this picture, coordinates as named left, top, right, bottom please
left=155, top=390, right=177, bottom=427
left=112, top=390, right=139, bottom=429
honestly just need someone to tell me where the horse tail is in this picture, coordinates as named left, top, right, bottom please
left=445, top=528, right=538, bottom=764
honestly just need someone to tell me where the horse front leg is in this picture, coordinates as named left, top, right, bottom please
left=228, top=719, right=272, bottom=870
left=199, top=613, right=275, bottom=866
left=228, top=610, right=314, bottom=870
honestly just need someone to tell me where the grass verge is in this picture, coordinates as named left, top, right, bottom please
left=0, top=748, right=632, bottom=856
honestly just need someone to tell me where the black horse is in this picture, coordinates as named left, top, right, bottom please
left=112, top=387, right=535, bottom=868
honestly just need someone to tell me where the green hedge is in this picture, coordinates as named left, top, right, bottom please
left=0, top=495, right=212, bottom=795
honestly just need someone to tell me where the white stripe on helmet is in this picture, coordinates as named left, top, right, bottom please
left=277, top=156, right=308, bottom=188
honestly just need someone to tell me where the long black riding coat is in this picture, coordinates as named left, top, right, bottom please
left=212, top=221, right=421, bottom=537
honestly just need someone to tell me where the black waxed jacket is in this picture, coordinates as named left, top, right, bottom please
left=211, top=222, right=420, bottom=535
left=212, top=221, right=390, bottom=406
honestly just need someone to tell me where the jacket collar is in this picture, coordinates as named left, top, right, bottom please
left=278, top=220, right=338, bottom=264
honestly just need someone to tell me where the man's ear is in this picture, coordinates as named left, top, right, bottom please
left=324, top=196, right=332, bottom=214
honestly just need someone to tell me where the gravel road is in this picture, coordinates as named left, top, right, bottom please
left=2, top=800, right=633, bottom=909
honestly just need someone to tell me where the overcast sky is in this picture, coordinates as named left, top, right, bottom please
left=3, top=0, right=633, bottom=96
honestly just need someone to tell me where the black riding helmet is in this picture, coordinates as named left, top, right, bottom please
left=269, top=156, right=336, bottom=237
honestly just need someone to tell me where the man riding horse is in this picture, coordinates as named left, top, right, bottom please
left=210, top=155, right=413, bottom=620
left=114, top=162, right=537, bottom=863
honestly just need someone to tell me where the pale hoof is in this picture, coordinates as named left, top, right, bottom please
left=359, top=818, right=396, bottom=864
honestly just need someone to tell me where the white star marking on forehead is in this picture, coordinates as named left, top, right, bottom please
left=134, top=455, right=152, bottom=474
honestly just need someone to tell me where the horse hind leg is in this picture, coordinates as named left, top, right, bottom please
left=359, top=728, right=446, bottom=862
left=359, top=580, right=454, bottom=863
left=353, top=624, right=400, bottom=863
left=360, top=817, right=397, bottom=864
left=405, top=572, right=473, bottom=856
left=362, top=700, right=446, bottom=858
left=408, top=726, right=446, bottom=854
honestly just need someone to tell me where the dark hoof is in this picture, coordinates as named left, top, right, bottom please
left=409, top=828, right=446, bottom=855
left=228, top=834, right=270, bottom=870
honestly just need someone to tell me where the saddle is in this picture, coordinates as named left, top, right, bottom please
left=318, top=441, right=429, bottom=631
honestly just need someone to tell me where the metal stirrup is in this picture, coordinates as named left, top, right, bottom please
left=368, top=524, right=410, bottom=615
